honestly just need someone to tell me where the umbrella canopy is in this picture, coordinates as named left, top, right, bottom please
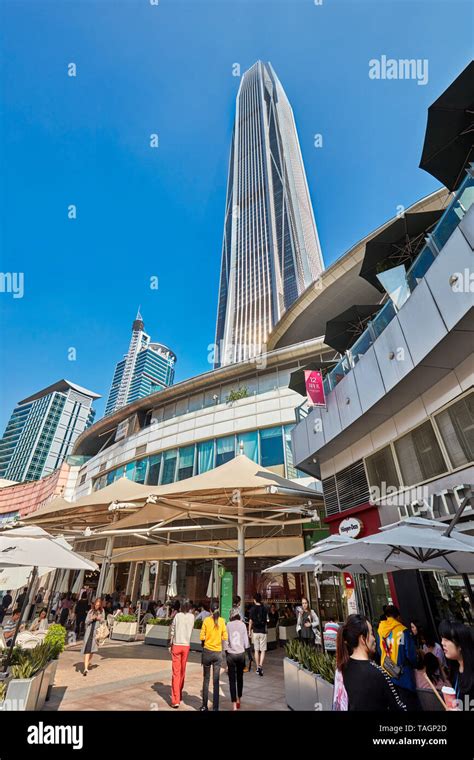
left=420, top=61, right=474, bottom=191
left=288, top=361, right=338, bottom=397
left=0, top=526, right=98, bottom=570
left=0, top=565, right=49, bottom=591
left=263, top=534, right=425, bottom=575
left=56, top=569, right=71, bottom=594
left=315, top=517, right=474, bottom=574
left=167, top=561, right=177, bottom=598
left=100, top=454, right=319, bottom=532
left=102, top=564, right=115, bottom=596
left=324, top=304, right=382, bottom=353
left=71, top=569, right=85, bottom=595
left=140, top=562, right=150, bottom=597
left=360, top=210, right=443, bottom=292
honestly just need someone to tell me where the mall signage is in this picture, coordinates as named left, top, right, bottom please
left=338, top=516, right=363, bottom=538
left=304, top=370, right=325, bottom=407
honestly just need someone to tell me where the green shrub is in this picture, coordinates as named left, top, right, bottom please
left=145, top=617, right=171, bottom=626
left=285, top=640, right=336, bottom=684
left=44, top=624, right=67, bottom=659
left=225, top=387, right=249, bottom=403
left=0, top=680, right=7, bottom=702
left=114, top=614, right=137, bottom=623
left=10, top=643, right=52, bottom=679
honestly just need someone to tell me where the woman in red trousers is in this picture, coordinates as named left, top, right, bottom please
left=169, top=602, right=195, bottom=708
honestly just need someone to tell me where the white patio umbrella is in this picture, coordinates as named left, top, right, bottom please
left=166, top=561, right=177, bottom=598
left=206, top=560, right=221, bottom=599
left=56, top=568, right=71, bottom=594
left=263, top=534, right=422, bottom=575
left=0, top=564, right=53, bottom=591
left=313, top=517, right=474, bottom=574
left=102, top=564, right=115, bottom=595
left=71, top=569, right=85, bottom=595
left=140, top=562, right=150, bottom=597
left=0, top=526, right=98, bottom=571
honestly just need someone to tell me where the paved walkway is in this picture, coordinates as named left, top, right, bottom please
left=43, top=639, right=288, bottom=712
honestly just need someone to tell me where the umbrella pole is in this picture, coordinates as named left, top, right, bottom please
left=2, top=566, right=38, bottom=673
left=45, top=568, right=60, bottom=620
left=461, top=574, right=474, bottom=608
left=236, top=489, right=245, bottom=610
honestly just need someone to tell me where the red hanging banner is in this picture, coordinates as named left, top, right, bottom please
left=304, top=370, right=326, bottom=407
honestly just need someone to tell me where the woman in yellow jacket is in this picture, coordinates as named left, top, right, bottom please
left=199, top=602, right=228, bottom=711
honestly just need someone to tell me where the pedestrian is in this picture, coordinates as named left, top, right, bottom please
left=439, top=619, right=474, bottom=708
left=81, top=598, right=105, bottom=676
left=224, top=607, right=249, bottom=710
left=376, top=604, right=419, bottom=710
left=58, top=592, right=73, bottom=628
left=195, top=603, right=211, bottom=622
left=296, top=597, right=319, bottom=646
left=30, top=608, right=49, bottom=634
left=0, top=590, right=12, bottom=624
left=3, top=609, right=23, bottom=647
left=74, top=592, right=90, bottom=639
left=232, top=595, right=245, bottom=621
left=336, top=614, right=407, bottom=711
left=169, top=601, right=195, bottom=708
left=409, top=620, right=425, bottom=648
left=268, top=603, right=279, bottom=628
left=199, top=602, right=228, bottom=712
left=16, top=587, right=28, bottom=612
left=248, top=592, right=268, bottom=677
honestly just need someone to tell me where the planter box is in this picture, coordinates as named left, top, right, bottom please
left=278, top=624, right=297, bottom=642
left=144, top=624, right=170, bottom=646
left=267, top=626, right=277, bottom=650
left=5, top=670, right=44, bottom=711
left=298, top=667, right=319, bottom=711
left=44, top=659, right=59, bottom=702
left=283, top=657, right=300, bottom=711
left=111, top=622, right=138, bottom=642
left=190, top=628, right=202, bottom=651
left=315, top=675, right=334, bottom=711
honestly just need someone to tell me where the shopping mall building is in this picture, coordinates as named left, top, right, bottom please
left=3, top=182, right=468, bottom=628
left=291, top=173, right=473, bottom=631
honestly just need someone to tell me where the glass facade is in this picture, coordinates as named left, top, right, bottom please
left=93, top=424, right=307, bottom=491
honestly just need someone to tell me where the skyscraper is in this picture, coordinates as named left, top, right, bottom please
left=0, top=380, right=100, bottom=482
left=215, top=61, right=324, bottom=367
left=105, top=311, right=176, bottom=416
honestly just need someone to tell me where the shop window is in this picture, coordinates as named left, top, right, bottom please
left=394, top=421, right=448, bottom=486
left=177, top=445, right=195, bottom=480
left=365, top=446, right=401, bottom=493
left=161, top=449, right=177, bottom=484
left=147, top=454, right=161, bottom=485
left=134, top=457, right=148, bottom=484
left=260, top=427, right=284, bottom=474
left=237, top=431, right=258, bottom=462
left=216, top=436, right=235, bottom=467
left=198, top=440, right=215, bottom=473
left=434, top=394, right=474, bottom=469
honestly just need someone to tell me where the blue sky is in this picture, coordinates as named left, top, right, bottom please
left=0, top=0, right=472, bottom=430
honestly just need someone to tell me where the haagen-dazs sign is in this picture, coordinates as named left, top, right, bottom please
left=338, top=517, right=363, bottom=538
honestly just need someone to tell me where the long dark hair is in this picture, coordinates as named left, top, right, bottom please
left=336, top=614, right=371, bottom=673
left=439, top=619, right=474, bottom=694
left=210, top=602, right=220, bottom=627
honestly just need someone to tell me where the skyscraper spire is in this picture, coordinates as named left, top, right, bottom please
left=214, top=61, right=324, bottom=367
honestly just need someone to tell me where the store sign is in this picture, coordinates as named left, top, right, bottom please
left=343, top=572, right=358, bottom=614
left=338, top=517, right=363, bottom=538
left=304, top=370, right=325, bottom=407
left=220, top=571, right=233, bottom=623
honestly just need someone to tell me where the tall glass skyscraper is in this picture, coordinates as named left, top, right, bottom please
left=215, top=61, right=324, bottom=367
left=105, top=311, right=176, bottom=416
left=0, top=380, right=99, bottom=482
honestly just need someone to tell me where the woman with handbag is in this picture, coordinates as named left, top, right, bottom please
left=296, top=597, right=319, bottom=647
left=81, top=598, right=105, bottom=676
left=336, top=614, right=407, bottom=711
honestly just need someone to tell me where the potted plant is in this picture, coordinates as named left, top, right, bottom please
left=144, top=617, right=171, bottom=646
left=111, top=614, right=138, bottom=642
left=283, top=641, right=335, bottom=711
left=43, top=624, right=66, bottom=700
left=311, top=650, right=336, bottom=711
left=278, top=616, right=297, bottom=642
left=190, top=617, right=203, bottom=651
left=5, top=644, right=51, bottom=711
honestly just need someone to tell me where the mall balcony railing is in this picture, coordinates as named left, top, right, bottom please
left=323, top=168, right=474, bottom=395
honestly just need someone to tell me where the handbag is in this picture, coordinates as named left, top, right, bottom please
left=381, top=636, right=402, bottom=680
left=95, top=619, right=110, bottom=646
